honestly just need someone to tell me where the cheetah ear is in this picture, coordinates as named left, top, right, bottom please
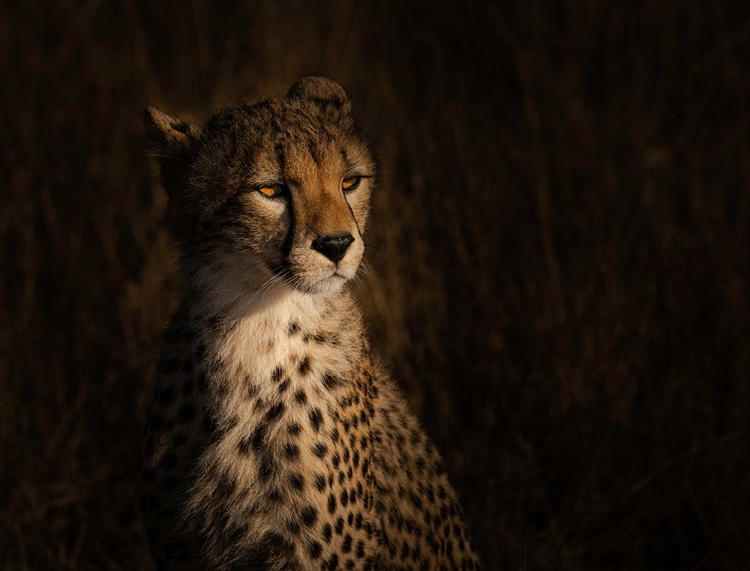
left=286, top=76, right=351, bottom=114
left=142, top=106, right=202, bottom=159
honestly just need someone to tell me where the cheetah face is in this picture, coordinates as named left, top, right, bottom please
left=143, top=77, right=375, bottom=298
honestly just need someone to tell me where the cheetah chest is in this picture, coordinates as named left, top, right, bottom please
left=187, top=303, right=382, bottom=566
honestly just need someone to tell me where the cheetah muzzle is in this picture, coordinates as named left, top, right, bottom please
left=140, top=76, right=481, bottom=571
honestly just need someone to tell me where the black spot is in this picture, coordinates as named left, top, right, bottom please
left=246, top=383, right=260, bottom=399
left=342, top=534, right=353, bottom=553
left=314, top=474, right=326, bottom=492
left=356, top=540, right=365, bottom=558
left=264, top=401, right=285, bottom=423
left=308, top=541, right=322, bottom=559
left=225, top=414, right=239, bottom=431
left=285, top=443, right=300, bottom=459
left=288, top=422, right=302, bottom=436
left=258, top=456, right=276, bottom=481
left=272, top=366, right=284, bottom=383
left=328, top=493, right=336, bottom=513
left=323, top=522, right=333, bottom=542
left=301, top=506, right=318, bottom=527
left=332, top=453, right=341, bottom=468
left=288, top=321, right=300, bottom=335
left=326, top=554, right=339, bottom=570
left=340, top=489, right=349, bottom=507
left=322, top=373, right=342, bottom=390
left=291, top=389, right=308, bottom=406
left=268, top=487, right=283, bottom=503
left=298, top=356, right=311, bottom=376
left=278, top=379, right=290, bottom=393
left=238, top=436, right=251, bottom=455
left=289, top=472, right=305, bottom=491
left=313, top=443, right=328, bottom=458
left=334, top=517, right=344, bottom=535
left=178, top=403, right=196, bottom=422
left=248, top=424, right=268, bottom=450
left=287, top=520, right=301, bottom=534
left=309, top=408, right=323, bottom=431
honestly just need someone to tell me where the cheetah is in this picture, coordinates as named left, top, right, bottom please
left=140, top=77, right=480, bottom=571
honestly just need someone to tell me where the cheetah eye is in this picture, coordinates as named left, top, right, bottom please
left=341, top=176, right=361, bottom=192
left=258, top=185, right=287, bottom=199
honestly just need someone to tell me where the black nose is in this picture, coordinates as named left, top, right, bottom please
left=311, top=233, right=354, bottom=263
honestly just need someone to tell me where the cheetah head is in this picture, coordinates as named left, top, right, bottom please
left=143, top=77, right=375, bottom=305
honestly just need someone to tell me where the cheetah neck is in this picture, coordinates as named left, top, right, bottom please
left=184, top=281, right=368, bottom=421
left=214, top=288, right=364, bottom=379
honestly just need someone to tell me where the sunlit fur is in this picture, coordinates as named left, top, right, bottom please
left=140, top=77, right=480, bottom=571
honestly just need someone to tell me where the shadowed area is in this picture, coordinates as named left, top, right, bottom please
left=1, top=1, right=749, bottom=569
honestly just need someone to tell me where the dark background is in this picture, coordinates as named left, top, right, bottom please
left=2, top=1, right=749, bottom=569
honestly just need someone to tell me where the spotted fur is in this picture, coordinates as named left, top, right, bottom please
left=140, top=77, right=480, bottom=570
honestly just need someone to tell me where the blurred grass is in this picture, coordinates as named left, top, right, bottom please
left=1, top=1, right=749, bottom=569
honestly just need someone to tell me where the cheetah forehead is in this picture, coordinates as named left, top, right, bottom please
left=203, top=100, right=374, bottom=184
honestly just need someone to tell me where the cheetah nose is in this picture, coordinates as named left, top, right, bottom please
left=311, top=233, right=354, bottom=263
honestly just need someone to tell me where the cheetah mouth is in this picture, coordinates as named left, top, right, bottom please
left=310, top=271, right=349, bottom=290
left=267, top=262, right=350, bottom=294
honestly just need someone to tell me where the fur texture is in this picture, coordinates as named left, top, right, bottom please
left=140, top=77, right=479, bottom=571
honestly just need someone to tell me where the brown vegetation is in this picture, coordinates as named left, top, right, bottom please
left=1, top=1, right=749, bottom=569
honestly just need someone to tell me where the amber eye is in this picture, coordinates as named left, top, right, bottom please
left=342, top=176, right=361, bottom=192
left=258, top=185, right=286, bottom=198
